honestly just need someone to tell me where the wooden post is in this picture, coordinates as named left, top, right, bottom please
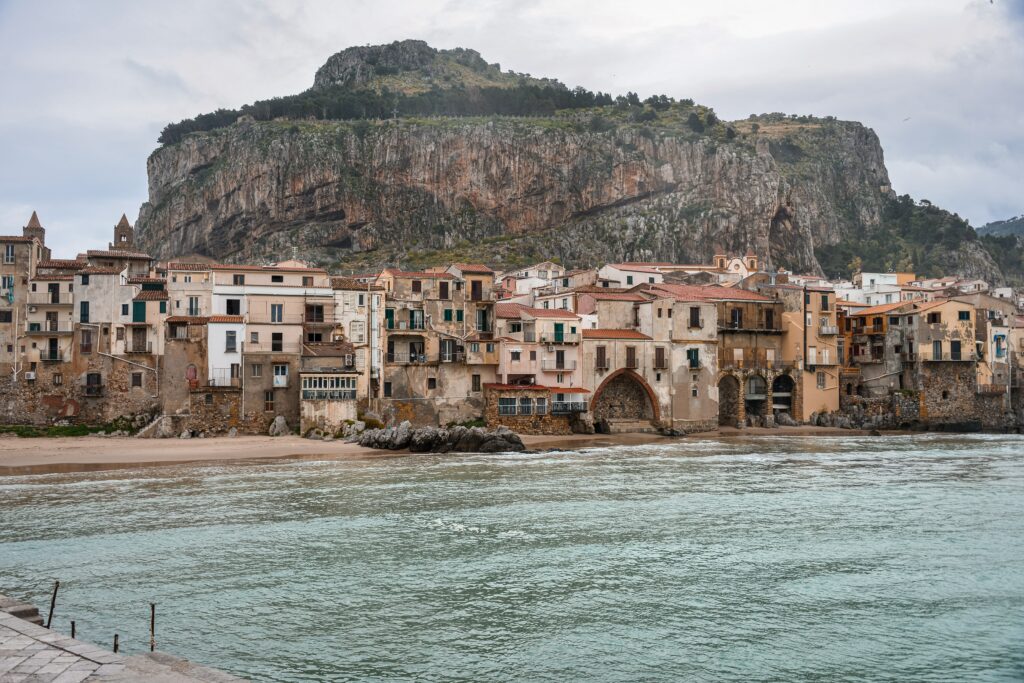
left=113, top=634, right=119, bottom=653
left=70, top=621, right=76, bottom=638
left=45, top=580, right=59, bottom=628
left=150, top=603, right=155, bottom=652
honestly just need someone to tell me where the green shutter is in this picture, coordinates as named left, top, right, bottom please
left=159, top=301, right=167, bottom=314
left=132, top=301, right=146, bottom=323
left=444, top=309, right=453, bottom=322
left=456, top=310, right=464, bottom=322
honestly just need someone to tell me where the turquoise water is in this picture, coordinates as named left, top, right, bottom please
left=1, top=434, right=1023, bottom=682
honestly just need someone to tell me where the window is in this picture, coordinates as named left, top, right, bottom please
left=444, top=309, right=453, bottom=322
left=817, top=371, right=826, bottom=389
left=305, top=304, right=324, bottom=322
left=80, top=274, right=89, bottom=285
left=927, top=312, right=941, bottom=324
left=530, top=350, right=537, bottom=361
left=0, top=275, right=12, bottom=289
left=79, top=301, right=90, bottom=323
left=350, top=321, right=365, bottom=343
left=654, top=346, right=666, bottom=369
left=307, top=332, right=323, bottom=343
left=657, top=308, right=662, bottom=319
left=251, top=364, right=262, bottom=377
left=3, top=244, right=14, bottom=263
left=518, top=397, right=533, bottom=415
left=625, top=346, right=637, bottom=369
left=439, top=281, right=449, bottom=300
left=232, top=274, right=245, bottom=285
left=0, top=311, right=10, bottom=323
left=486, top=343, right=494, bottom=353
left=596, top=345, right=607, bottom=369
left=456, top=310, right=464, bottom=322
left=510, top=350, right=521, bottom=361
left=272, top=333, right=283, bottom=352
left=470, top=342, right=480, bottom=353
left=273, top=364, right=288, bottom=382
left=561, top=298, right=568, bottom=309
left=472, top=374, right=481, bottom=392
left=950, top=340, right=962, bottom=360
left=383, top=382, right=392, bottom=398
left=53, top=373, right=62, bottom=386
left=302, top=276, right=313, bottom=287
left=80, top=329, right=93, bottom=354
left=358, top=293, right=365, bottom=307
left=932, top=340, right=942, bottom=359
left=427, top=377, right=437, bottom=390
left=183, top=275, right=192, bottom=283
left=509, top=321, right=522, bottom=333
left=188, top=296, right=200, bottom=316
left=159, top=301, right=166, bottom=314
left=889, top=316, right=900, bottom=326
left=205, top=393, right=214, bottom=405
left=264, top=390, right=274, bottom=412
left=225, top=331, right=237, bottom=352
left=411, top=280, right=422, bottom=293
left=730, top=308, right=742, bottom=328
left=821, top=294, right=830, bottom=312
left=226, top=299, right=241, bottom=315
left=116, top=327, right=125, bottom=341
left=250, top=331, right=259, bottom=344
left=271, top=275, right=283, bottom=283
left=131, top=372, right=142, bottom=388
left=498, top=397, right=516, bottom=415
left=121, top=304, right=129, bottom=316
left=958, top=310, right=970, bottom=321
left=269, top=303, right=283, bottom=323
left=536, top=397, right=548, bottom=415
left=765, top=309, right=775, bottom=329
left=686, top=348, right=700, bottom=369
left=626, top=275, right=634, bottom=285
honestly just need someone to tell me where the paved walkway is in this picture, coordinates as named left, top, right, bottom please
left=0, top=611, right=245, bottom=682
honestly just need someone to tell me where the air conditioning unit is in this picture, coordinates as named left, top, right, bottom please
left=28, top=306, right=37, bottom=313
left=25, top=371, right=36, bottom=381
left=546, top=345, right=554, bottom=353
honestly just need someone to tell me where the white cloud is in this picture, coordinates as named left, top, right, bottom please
left=0, top=0, right=1020, bottom=256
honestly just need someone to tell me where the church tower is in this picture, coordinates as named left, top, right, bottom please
left=22, top=211, right=45, bottom=245
left=110, top=213, right=135, bottom=251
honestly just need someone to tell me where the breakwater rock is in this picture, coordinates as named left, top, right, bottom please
left=358, top=421, right=525, bottom=453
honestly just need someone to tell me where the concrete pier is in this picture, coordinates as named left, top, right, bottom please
left=0, top=606, right=246, bottom=682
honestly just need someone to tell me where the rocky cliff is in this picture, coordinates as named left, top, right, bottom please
left=135, top=41, right=1008, bottom=282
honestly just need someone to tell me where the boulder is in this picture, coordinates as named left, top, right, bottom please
left=305, top=429, right=323, bottom=440
left=391, top=421, right=413, bottom=449
left=227, top=427, right=238, bottom=438
left=268, top=415, right=289, bottom=437
left=775, top=412, right=798, bottom=427
left=570, top=412, right=596, bottom=434
left=179, top=430, right=191, bottom=439
left=409, top=427, right=440, bottom=452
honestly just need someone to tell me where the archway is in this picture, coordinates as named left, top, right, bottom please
left=745, top=375, right=768, bottom=423
left=718, top=375, right=740, bottom=426
left=771, top=374, right=795, bottom=418
left=592, top=369, right=658, bottom=427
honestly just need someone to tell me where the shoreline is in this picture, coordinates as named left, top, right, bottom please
left=0, top=425, right=901, bottom=476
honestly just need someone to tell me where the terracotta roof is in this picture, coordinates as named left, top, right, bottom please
left=452, top=263, right=494, bottom=274
left=30, top=275, right=72, bottom=281
left=302, top=340, right=356, bottom=357
left=25, top=211, right=42, bottom=229
left=607, top=263, right=663, bottom=274
left=168, top=262, right=214, bottom=271
left=380, top=268, right=455, bottom=279
left=572, top=285, right=634, bottom=294
left=86, top=249, right=151, bottom=259
left=582, top=329, right=652, bottom=340
left=127, top=276, right=165, bottom=284
left=855, top=301, right=913, bottom=316
left=165, top=316, right=209, bottom=324
left=331, top=277, right=382, bottom=291
left=496, top=302, right=529, bottom=319
left=836, top=299, right=868, bottom=307
left=912, top=299, right=958, bottom=314
left=133, top=290, right=168, bottom=301
left=0, top=236, right=33, bottom=243
left=77, top=266, right=122, bottom=275
left=208, top=315, right=243, bottom=323
left=649, top=283, right=774, bottom=303
left=582, top=291, right=649, bottom=302
left=211, top=264, right=327, bottom=274
left=37, top=259, right=86, bottom=270
left=521, top=308, right=580, bottom=319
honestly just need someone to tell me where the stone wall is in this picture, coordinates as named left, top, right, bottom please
left=483, top=387, right=572, bottom=435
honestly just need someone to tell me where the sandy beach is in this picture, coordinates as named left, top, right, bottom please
left=0, top=426, right=869, bottom=475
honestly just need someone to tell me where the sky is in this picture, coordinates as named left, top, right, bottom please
left=0, top=0, right=1021, bottom=257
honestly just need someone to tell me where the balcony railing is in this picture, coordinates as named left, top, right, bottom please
left=39, top=351, right=66, bottom=362
left=718, top=358, right=791, bottom=371
left=440, top=352, right=466, bottom=363
left=925, top=352, right=977, bottom=362
left=27, top=292, right=72, bottom=305
left=538, top=333, right=580, bottom=344
left=552, top=401, right=588, bottom=414
left=718, top=321, right=783, bottom=333
left=25, top=325, right=74, bottom=335
left=853, top=325, right=884, bottom=336
left=687, top=319, right=704, bottom=329
left=125, top=340, right=152, bottom=354
left=166, top=326, right=205, bottom=341
left=977, top=384, right=1008, bottom=395
left=625, top=359, right=639, bottom=369
left=244, top=341, right=302, bottom=354
left=386, top=352, right=433, bottom=364
left=302, top=389, right=356, bottom=400
left=852, top=353, right=883, bottom=364
left=386, top=320, right=426, bottom=331
left=541, top=359, right=577, bottom=371
left=595, top=361, right=610, bottom=371
left=818, top=325, right=840, bottom=336
left=83, top=385, right=104, bottom=397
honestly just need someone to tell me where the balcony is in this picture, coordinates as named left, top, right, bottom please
left=977, top=384, right=1008, bottom=395
left=440, top=352, right=466, bottom=363
left=541, top=359, right=577, bottom=371
left=538, top=333, right=580, bottom=344
left=386, top=352, right=434, bottom=364
left=386, top=320, right=426, bottom=331
left=166, top=325, right=205, bottom=341
left=25, top=322, right=74, bottom=334
left=83, top=385, right=104, bottom=397
left=27, top=292, right=72, bottom=305
left=925, top=352, right=977, bottom=362
left=302, top=389, right=356, bottom=400
left=852, top=353, right=883, bottom=364
left=39, top=351, right=67, bottom=363
left=853, top=325, right=884, bottom=336
left=718, top=321, right=782, bottom=334
left=718, top=358, right=791, bottom=371
left=552, top=401, right=588, bottom=414
left=244, top=341, right=302, bottom=354
left=818, top=325, right=840, bottom=336
left=185, top=308, right=203, bottom=317
left=687, top=318, right=704, bottom=329
left=125, top=340, right=152, bottom=354
left=625, top=359, right=639, bottom=369
left=595, top=361, right=610, bottom=371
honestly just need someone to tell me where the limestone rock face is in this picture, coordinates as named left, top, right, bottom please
left=136, top=116, right=895, bottom=275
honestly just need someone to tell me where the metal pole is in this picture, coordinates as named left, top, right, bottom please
left=150, top=603, right=156, bottom=652
left=113, top=634, right=119, bottom=653
left=70, top=621, right=75, bottom=638
left=45, top=580, right=59, bottom=628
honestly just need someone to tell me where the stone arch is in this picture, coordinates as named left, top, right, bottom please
left=592, top=369, right=660, bottom=425
left=718, top=374, right=741, bottom=426
left=745, top=374, right=769, bottom=421
left=771, top=373, right=795, bottom=416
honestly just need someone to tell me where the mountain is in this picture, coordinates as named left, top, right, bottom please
left=135, top=40, right=1018, bottom=283
left=977, top=215, right=1024, bottom=237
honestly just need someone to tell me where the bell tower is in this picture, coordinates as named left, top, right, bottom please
left=22, top=211, right=45, bottom=245
left=110, top=213, right=135, bottom=250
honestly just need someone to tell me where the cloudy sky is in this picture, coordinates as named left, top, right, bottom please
left=0, top=0, right=1021, bottom=257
